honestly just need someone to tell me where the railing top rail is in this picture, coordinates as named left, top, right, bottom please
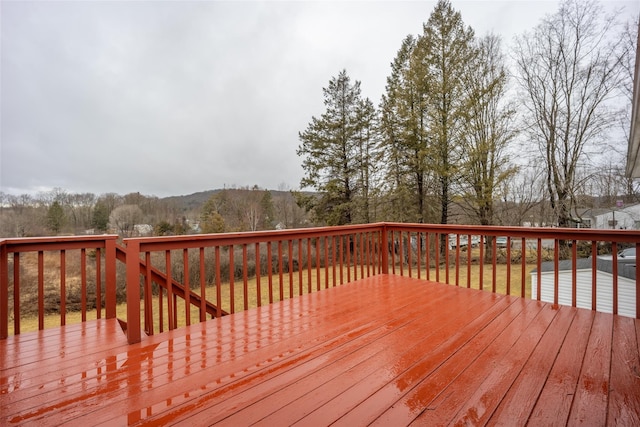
left=382, top=223, right=640, bottom=243
left=0, top=235, right=119, bottom=252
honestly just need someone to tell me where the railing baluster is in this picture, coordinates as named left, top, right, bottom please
left=425, top=233, right=430, bottom=281
left=571, top=240, right=577, bottom=307
left=288, top=239, right=294, bottom=297
left=332, top=236, right=337, bottom=286
left=466, top=235, right=471, bottom=289
left=298, top=239, right=303, bottom=294
left=339, top=236, right=344, bottom=285
left=278, top=241, right=284, bottom=301
left=435, top=233, right=440, bottom=283
left=38, top=250, right=44, bottom=330
left=323, top=236, right=328, bottom=289
left=306, top=239, right=312, bottom=294
left=267, top=242, right=273, bottom=304
left=256, top=243, right=262, bottom=307
left=60, top=250, right=67, bottom=326
left=95, top=247, right=102, bottom=319
left=184, top=248, right=191, bottom=326
left=243, top=244, right=249, bottom=311
left=407, top=232, right=412, bottom=278
left=200, top=247, right=206, bottom=320
left=13, top=253, right=20, bottom=335
left=315, top=238, right=321, bottom=290
left=165, top=250, right=174, bottom=329
left=520, top=238, right=526, bottom=297
left=0, top=243, right=8, bottom=339
left=553, top=239, right=559, bottom=307
left=145, top=252, right=154, bottom=335
left=390, top=231, right=395, bottom=275
left=416, top=232, right=421, bottom=280
left=591, top=241, right=597, bottom=311
left=536, top=238, right=542, bottom=301
left=215, top=246, right=222, bottom=317
left=492, top=238, right=497, bottom=293
left=360, top=233, right=365, bottom=280
left=446, top=236, right=452, bottom=285
left=479, top=236, right=484, bottom=291
left=612, top=242, right=618, bottom=315
left=506, top=238, right=511, bottom=296
left=229, top=245, right=235, bottom=313
left=81, top=248, right=87, bottom=321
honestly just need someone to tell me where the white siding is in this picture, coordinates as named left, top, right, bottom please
left=531, top=269, right=637, bottom=318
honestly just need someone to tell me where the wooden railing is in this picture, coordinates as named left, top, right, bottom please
left=2, top=223, right=639, bottom=344
left=0, top=235, right=118, bottom=339
left=123, top=224, right=384, bottom=343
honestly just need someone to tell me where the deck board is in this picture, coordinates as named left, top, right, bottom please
left=1, top=274, right=639, bottom=426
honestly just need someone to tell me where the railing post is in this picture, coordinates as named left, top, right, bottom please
left=125, top=239, right=142, bottom=344
left=381, top=224, right=389, bottom=274
left=105, top=237, right=117, bottom=319
left=0, top=240, right=8, bottom=339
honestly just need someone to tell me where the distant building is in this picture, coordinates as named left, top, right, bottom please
left=133, top=224, right=153, bottom=236
left=574, top=204, right=640, bottom=229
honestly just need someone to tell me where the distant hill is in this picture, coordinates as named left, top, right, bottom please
left=161, top=188, right=311, bottom=213
left=161, top=189, right=222, bottom=212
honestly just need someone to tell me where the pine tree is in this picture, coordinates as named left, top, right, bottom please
left=297, top=70, right=377, bottom=225
left=415, top=0, right=475, bottom=226
left=46, top=201, right=65, bottom=235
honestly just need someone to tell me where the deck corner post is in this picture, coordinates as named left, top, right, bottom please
left=381, top=224, right=389, bottom=275
left=125, top=239, right=142, bottom=344
left=105, top=237, right=117, bottom=319
left=0, top=240, right=8, bottom=339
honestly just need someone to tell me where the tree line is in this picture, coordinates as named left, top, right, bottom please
left=297, top=0, right=638, bottom=229
left=0, top=186, right=307, bottom=238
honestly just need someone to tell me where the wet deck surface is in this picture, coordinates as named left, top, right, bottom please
left=2, top=274, right=639, bottom=426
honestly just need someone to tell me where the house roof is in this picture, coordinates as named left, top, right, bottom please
left=533, top=258, right=636, bottom=280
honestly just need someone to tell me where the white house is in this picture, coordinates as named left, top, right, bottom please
left=531, top=258, right=636, bottom=318
left=578, top=204, right=640, bottom=229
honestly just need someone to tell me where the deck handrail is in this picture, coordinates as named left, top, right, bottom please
left=0, top=235, right=118, bottom=339
left=2, top=223, right=639, bottom=343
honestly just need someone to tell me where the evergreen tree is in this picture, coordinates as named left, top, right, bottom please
left=91, top=200, right=110, bottom=232
left=46, top=201, right=65, bottom=234
left=415, top=0, right=475, bottom=226
left=297, top=70, right=377, bottom=225
left=380, top=35, right=433, bottom=222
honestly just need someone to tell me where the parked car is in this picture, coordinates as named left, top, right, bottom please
left=448, top=234, right=480, bottom=249
left=495, top=236, right=508, bottom=248
left=617, top=247, right=636, bottom=260
left=597, top=247, right=636, bottom=266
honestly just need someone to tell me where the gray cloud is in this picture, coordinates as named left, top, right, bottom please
left=1, top=0, right=636, bottom=197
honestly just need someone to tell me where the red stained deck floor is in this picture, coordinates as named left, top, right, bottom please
left=1, top=274, right=639, bottom=426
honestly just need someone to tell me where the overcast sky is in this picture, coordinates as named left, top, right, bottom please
left=1, top=0, right=638, bottom=198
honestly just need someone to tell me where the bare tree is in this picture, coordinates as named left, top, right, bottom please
left=459, top=33, right=517, bottom=227
left=109, top=204, right=144, bottom=237
left=513, top=0, right=627, bottom=228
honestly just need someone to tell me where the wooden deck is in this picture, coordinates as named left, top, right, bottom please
left=1, top=274, right=639, bottom=426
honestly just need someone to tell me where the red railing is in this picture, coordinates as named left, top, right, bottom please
left=123, top=224, right=384, bottom=343
left=0, top=235, right=118, bottom=339
left=2, top=223, right=639, bottom=344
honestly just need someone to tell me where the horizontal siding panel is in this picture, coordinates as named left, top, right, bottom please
left=532, top=269, right=636, bottom=318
